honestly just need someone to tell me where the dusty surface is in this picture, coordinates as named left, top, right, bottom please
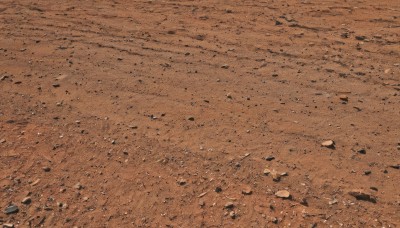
left=0, top=0, right=399, bottom=227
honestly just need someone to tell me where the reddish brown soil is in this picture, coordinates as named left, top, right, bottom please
left=1, top=0, right=399, bottom=227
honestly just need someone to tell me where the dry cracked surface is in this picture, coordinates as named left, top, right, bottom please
left=0, top=0, right=399, bottom=227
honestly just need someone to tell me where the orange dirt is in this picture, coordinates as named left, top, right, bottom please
left=1, top=0, right=399, bottom=227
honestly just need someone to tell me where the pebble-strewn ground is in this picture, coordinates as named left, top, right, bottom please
left=0, top=0, right=399, bottom=227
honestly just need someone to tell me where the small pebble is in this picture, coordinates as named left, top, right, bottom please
left=271, top=170, right=281, bottom=182
left=300, top=198, right=308, bottom=206
left=329, top=198, right=338, bottom=205
left=265, top=155, right=275, bottom=161
left=357, top=149, right=366, bottom=154
left=31, top=179, right=40, bottom=186
left=199, top=200, right=205, bottom=207
left=355, top=35, right=366, bottom=41
left=321, top=140, right=335, bottom=148
left=271, top=217, right=278, bottom=224
left=242, top=186, right=252, bottom=195
left=339, top=94, right=348, bottom=101
left=21, top=197, right=32, bottom=204
left=224, top=202, right=234, bottom=209
left=280, top=172, right=288, bottom=176
left=177, top=177, right=187, bottom=185
left=370, top=187, right=378, bottom=191
left=74, top=183, right=83, bottom=190
left=229, top=211, right=236, bottom=219
left=275, top=190, right=290, bottom=199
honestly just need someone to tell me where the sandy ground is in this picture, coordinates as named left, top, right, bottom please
left=0, top=0, right=399, bottom=227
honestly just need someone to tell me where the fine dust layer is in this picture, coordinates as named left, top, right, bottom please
left=0, top=0, right=399, bottom=227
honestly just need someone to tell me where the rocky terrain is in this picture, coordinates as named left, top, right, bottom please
left=0, top=0, right=399, bottom=227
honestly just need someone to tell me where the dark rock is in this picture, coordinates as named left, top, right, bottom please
left=370, top=187, right=378, bottom=191
left=348, top=189, right=377, bottom=203
left=300, top=198, right=308, bottom=206
left=357, top=149, right=366, bottom=154
left=4, top=205, right=19, bottom=214
left=265, top=155, right=275, bottom=161
left=355, top=36, right=366, bottom=41
left=224, top=202, right=234, bottom=209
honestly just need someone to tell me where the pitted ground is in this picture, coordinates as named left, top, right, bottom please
left=0, top=0, right=399, bottom=227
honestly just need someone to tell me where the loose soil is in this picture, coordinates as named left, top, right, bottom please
left=0, top=0, right=399, bottom=227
